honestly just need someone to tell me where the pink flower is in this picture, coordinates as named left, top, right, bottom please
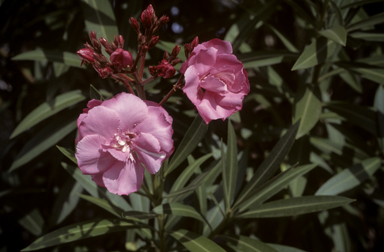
left=110, top=48, right=133, bottom=69
left=75, top=93, right=174, bottom=195
left=181, top=39, right=250, bottom=124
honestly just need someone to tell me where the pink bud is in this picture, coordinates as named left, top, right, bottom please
left=93, top=65, right=113, bottom=79
left=141, top=4, right=155, bottom=29
left=157, top=16, right=169, bottom=27
left=77, top=48, right=94, bottom=63
left=171, top=45, right=181, bottom=58
left=99, top=37, right=111, bottom=50
left=89, top=31, right=97, bottom=41
left=191, top=36, right=199, bottom=50
left=130, top=17, right=140, bottom=33
left=156, top=59, right=176, bottom=78
left=118, top=35, right=124, bottom=48
left=110, top=48, right=133, bottom=68
left=148, top=35, right=160, bottom=49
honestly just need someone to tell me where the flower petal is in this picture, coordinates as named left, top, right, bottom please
left=197, top=91, right=237, bottom=123
left=78, top=106, right=120, bottom=141
left=188, top=47, right=217, bottom=76
left=202, top=38, right=233, bottom=54
left=101, top=92, right=148, bottom=131
left=76, top=135, right=116, bottom=175
left=133, top=101, right=174, bottom=154
left=183, top=65, right=204, bottom=105
left=133, top=132, right=164, bottom=174
left=102, top=160, right=143, bottom=195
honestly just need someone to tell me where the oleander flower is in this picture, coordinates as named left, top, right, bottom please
left=181, top=38, right=250, bottom=124
left=75, top=93, right=174, bottom=195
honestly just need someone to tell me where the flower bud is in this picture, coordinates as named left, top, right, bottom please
left=99, top=37, right=111, bottom=50
left=110, top=48, right=133, bottom=68
left=91, top=38, right=102, bottom=53
left=105, top=48, right=114, bottom=55
left=148, top=35, right=160, bottom=49
left=157, top=15, right=169, bottom=27
left=184, top=44, right=191, bottom=58
left=89, top=31, right=97, bottom=41
left=171, top=58, right=181, bottom=66
left=163, top=51, right=169, bottom=60
left=148, top=65, right=157, bottom=76
left=156, top=59, right=176, bottom=78
left=84, top=42, right=94, bottom=50
left=77, top=48, right=94, bottom=64
left=129, top=17, right=140, bottom=33
left=191, top=36, right=199, bottom=50
left=141, top=4, right=155, bottom=29
left=93, top=65, right=113, bottom=79
left=93, top=53, right=109, bottom=64
left=118, top=35, right=124, bottom=48
left=171, top=45, right=181, bottom=58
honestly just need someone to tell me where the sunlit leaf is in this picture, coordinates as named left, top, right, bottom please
left=292, top=84, right=322, bottom=139
left=21, top=219, right=137, bottom=251
left=167, top=115, right=208, bottom=175
left=319, top=25, right=347, bottom=46
left=315, top=157, right=381, bottom=195
left=237, top=196, right=354, bottom=218
left=292, top=37, right=338, bottom=70
left=10, top=90, right=85, bottom=139
left=18, top=208, right=44, bottom=236
left=12, top=50, right=85, bottom=68
left=170, top=229, right=226, bottom=252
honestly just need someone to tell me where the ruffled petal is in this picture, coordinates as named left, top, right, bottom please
left=200, top=75, right=229, bottom=94
left=188, top=47, right=217, bottom=76
left=102, top=160, right=143, bottom=195
left=183, top=65, right=203, bottom=105
left=133, top=101, right=174, bottom=154
left=133, top=132, right=164, bottom=174
left=76, top=135, right=116, bottom=175
left=201, top=38, right=233, bottom=54
left=107, top=148, right=130, bottom=162
left=78, top=106, right=120, bottom=141
left=101, top=92, right=148, bottom=131
left=197, top=91, right=237, bottom=123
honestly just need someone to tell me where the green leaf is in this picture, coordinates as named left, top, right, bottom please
left=315, top=157, right=381, bottom=195
left=56, top=146, right=77, bottom=165
left=170, top=229, right=227, bottom=252
left=121, top=211, right=158, bottom=221
left=235, top=121, right=300, bottom=209
left=50, top=180, right=82, bottom=225
left=266, top=24, right=298, bottom=52
left=347, top=12, right=384, bottom=32
left=219, top=235, right=278, bottom=252
left=18, top=208, right=44, bottom=236
left=12, top=50, right=85, bottom=68
left=78, top=194, right=121, bottom=217
left=237, top=196, right=354, bottom=218
left=167, top=115, right=208, bottom=175
left=152, top=203, right=206, bottom=224
left=292, top=85, right=322, bottom=139
left=341, top=0, right=384, bottom=10
left=267, top=243, right=306, bottom=252
left=351, top=67, right=384, bottom=84
left=90, top=84, right=105, bottom=101
left=223, top=120, right=238, bottom=211
left=325, top=102, right=378, bottom=135
left=238, top=164, right=317, bottom=212
left=9, top=118, right=77, bottom=172
left=289, top=176, right=307, bottom=197
left=10, top=90, right=85, bottom=139
left=318, top=25, right=347, bottom=46
left=292, top=37, right=338, bottom=70
left=81, top=0, right=118, bottom=43
left=374, top=86, right=384, bottom=153
left=21, top=219, right=136, bottom=251
left=169, top=154, right=212, bottom=194
left=350, top=31, right=384, bottom=41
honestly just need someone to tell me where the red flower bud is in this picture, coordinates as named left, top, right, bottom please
left=99, top=37, right=111, bottom=50
left=141, top=4, right=155, bottom=29
left=191, top=36, right=199, bottom=50
left=171, top=58, right=181, bottom=66
left=148, top=65, right=157, bottom=76
left=91, top=38, right=101, bottom=53
left=163, top=51, right=169, bottom=60
left=110, top=48, right=133, bottom=68
left=157, top=15, right=169, bottom=27
left=93, top=65, right=114, bottom=79
left=118, top=35, right=124, bottom=48
left=130, top=17, right=140, bottom=33
left=77, top=48, right=94, bottom=63
left=171, top=45, right=181, bottom=58
left=156, top=59, right=176, bottom=78
left=148, top=35, right=160, bottom=49
left=89, top=31, right=97, bottom=41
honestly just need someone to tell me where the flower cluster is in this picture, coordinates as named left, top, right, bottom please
left=75, top=4, right=250, bottom=195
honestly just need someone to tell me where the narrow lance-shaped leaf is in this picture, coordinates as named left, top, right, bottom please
left=374, top=86, right=384, bottom=153
left=56, top=146, right=77, bottom=165
left=78, top=194, right=121, bottom=218
left=234, top=121, right=300, bottom=209
left=170, top=229, right=227, bottom=252
left=219, top=235, right=278, bottom=252
left=223, top=120, right=238, bottom=211
left=237, top=196, right=354, bottom=219
left=292, top=37, right=338, bottom=70
left=12, top=50, right=85, bottom=68
left=315, top=157, right=381, bottom=195
left=18, top=208, right=44, bottom=237
left=10, top=90, right=86, bottom=139
left=347, top=12, right=384, bottom=32
left=21, top=219, right=138, bottom=251
left=318, top=25, right=347, bottom=46
left=152, top=203, right=207, bottom=225
left=167, top=115, right=208, bottom=175
left=292, top=84, right=322, bottom=139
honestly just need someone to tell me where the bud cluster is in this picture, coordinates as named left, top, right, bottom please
left=148, top=45, right=181, bottom=79
left=184, top=36, right=199, bottom=59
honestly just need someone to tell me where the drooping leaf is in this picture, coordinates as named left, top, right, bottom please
left=318, top=25, right=347, bottom=46
left=21, top=219, right=138, bottom=251
left=315, top=157, right=381, bottom=195
left=219, top=235, right=278, bottom=252
left=223, top=120, right=238, bottom=211
left=238, top=164, right=317, bottom=212
left=170, top=229, right=226, bottom=252
left=12, top=50, right=85, bottom=68
left=152, top=203, right=206, bottom=224
left=292, top=37, right=338, bottom=70
left=235, top=121, right=300, bottom=209
left=167, top=115, right=208, bottom=175
left=18, top=208, right=44, bottom=237
left=237, top=196, right=354, bottom=218
left=81, top=0, right=118, bottom=43
left=292, top=84, right=322, bottom=139
left=10, top=90, right=85, bottom=139
left=9, top=118, right=77, bottom=172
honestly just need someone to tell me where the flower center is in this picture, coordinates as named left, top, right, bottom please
left=110, top=132, right=137, bottom=153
